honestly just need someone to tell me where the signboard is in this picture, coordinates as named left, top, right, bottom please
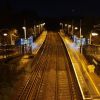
left=16, top=36, right=33, bottom=45
left=24, top=39, right=28, bottom=44
left=28, top=36, right=33, bottom=44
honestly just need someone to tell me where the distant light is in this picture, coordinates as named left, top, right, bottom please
left=43, top=23, right=45, bottom=25
left=41, top=23, right=45, bottom=26
left=36, top=25, right=39, bottom=27
left=60, top=23, right=63, bottom=25
left=22, top=26, right=26, bottom=30
left=3, top=33, right=7, bottom=36
left=92, top=32, right=98, bottom=36
left=14, top=29, right=18, bottom=33
left=68, top=25, right=71, bottom=28
left=74, top=27, right=78, bottom=30
left=65, top=24, right=67, bottom=27
left=41, top=24, right=43, bottom=26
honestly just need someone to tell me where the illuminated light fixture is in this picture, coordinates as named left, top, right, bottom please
left=65, top=24, right=67, bottom=27
left=43, top=23, right=45, bottom=25
left=91, top=32, right=98, bottom=36
left=36, top=25, right=39, bottom=27
left=22, top=26, right=26, bottom=30
left=3, top=33, right=7, bottom=36
left=60, top=23, right=62, bottom=25
left=22, top=26, right=26, bottom=39
left=74, top=27, right=78, bottom=30
left=89, top=32, right=98, bottom=44
left=14, top=29, right=18, bottom=33
left=41, top=24, right=43, bottom=26
left=68, top=25, right=71, bottom=28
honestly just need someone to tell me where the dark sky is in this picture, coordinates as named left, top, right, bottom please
left=0, top=0, right=100, bottom=17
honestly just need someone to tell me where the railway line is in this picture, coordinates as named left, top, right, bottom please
left=15, top=31, right=82, bottom=100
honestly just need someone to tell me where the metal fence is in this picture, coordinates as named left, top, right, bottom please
left=0, top=45, right=21, bottom=59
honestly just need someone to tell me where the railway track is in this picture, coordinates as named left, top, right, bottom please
left=56, top=33, right=79, bottom=100
left=15, top=31, right=82, bottom=100
left=15, top=32, right=50, bottom=100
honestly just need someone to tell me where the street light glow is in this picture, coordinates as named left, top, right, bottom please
left=41, top=23, right=45, bottom=26
left=89, top=32, right=99, bottom=44
left=74, top=27, right=78, bottom=30
left=65, top=24, right=67, bottom=27
left=14, top=29, right=18, bottom=33
left=22, top=26, right=26, bottom=30
left=92, top=32, right=98, bottom=36
left=43, top=23, right=45, bottom=25
left=68, top=25, right=71, bottom=28
left=22, top=26, right=26, bottom=39
left=60, top=23, right=63, bottom=25
left=3, top=33, right=7, bottom=36
left=36, top=25, right=39, bottom=27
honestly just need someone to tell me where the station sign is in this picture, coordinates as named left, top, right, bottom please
left=16, top=36, right=33, bottom=45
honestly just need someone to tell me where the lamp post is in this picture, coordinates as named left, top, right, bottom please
left=64, top=24, right=67, bottom=34
left=3, top=33, right=8, bottom=58
left=3, top=33, right=7, bottom=36
left=3, top=33, right=8, bottom=45
left=65, top=24, right=67, bottom=27
left=71, top=20, right=74, bottom=35
left=80, top=19, right=82, bottom=53
left=39, top=24, right=41, bottom=33
left=89, top=24, right=99, bottom=44
left=10, top=29, right=17, bottom=45
left=74, top=27, right=78, bottom=30
left=89, top=32, right=98, bottom=44
left=68, top=25, right=71, bottom=34
left=22, top=26, right=26, bottom=39
left=22, top=26, right=27, bottom=54
left=60, top=23, right=63, bottom=30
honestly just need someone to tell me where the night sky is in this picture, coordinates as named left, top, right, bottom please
left=0, top=0, right=100, bottom=17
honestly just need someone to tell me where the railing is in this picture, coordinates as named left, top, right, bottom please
left=0, top=45, right=21, bottom=59
left=83, top=44, right=100, bottom=74
left=83, top=44, right=100, bottom=55
left=83, top=45, right=100, bottom=63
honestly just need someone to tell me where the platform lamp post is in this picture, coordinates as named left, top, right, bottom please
left=74, top=27, right=78, bottom=30
left=64, top=24, right=67, bottom=34
left=3, top=33, right=7, bottom=36
left=68, top=24, right=71, bottom=34
left=10, top=29, right=18, bottom=45
left=3, top=33, right=8, bottom=58
left=79, top=19, right=83, bottom=53
left=71, top=20, right=74, bottom=35
left=22, top=26, right=27, bottom=54
left=60, top=23, right=63, bottom=30
left=89, top=24, right=99, bottom=44
left=22, top=26, right=26, bottom=39
left=89, top=32, right=98, bottom=44
left=3, top=33, right=8, bottom=45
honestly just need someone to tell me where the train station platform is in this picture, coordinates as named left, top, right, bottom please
left=22, top=31, right=47, bottom=59
left=32, top=31, right=47, bottom=55
left=17, top=31, right=47, bottom=70
left=31, top=30, right=100, bottom=100
left=59, top=31, right=100, bottom=99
